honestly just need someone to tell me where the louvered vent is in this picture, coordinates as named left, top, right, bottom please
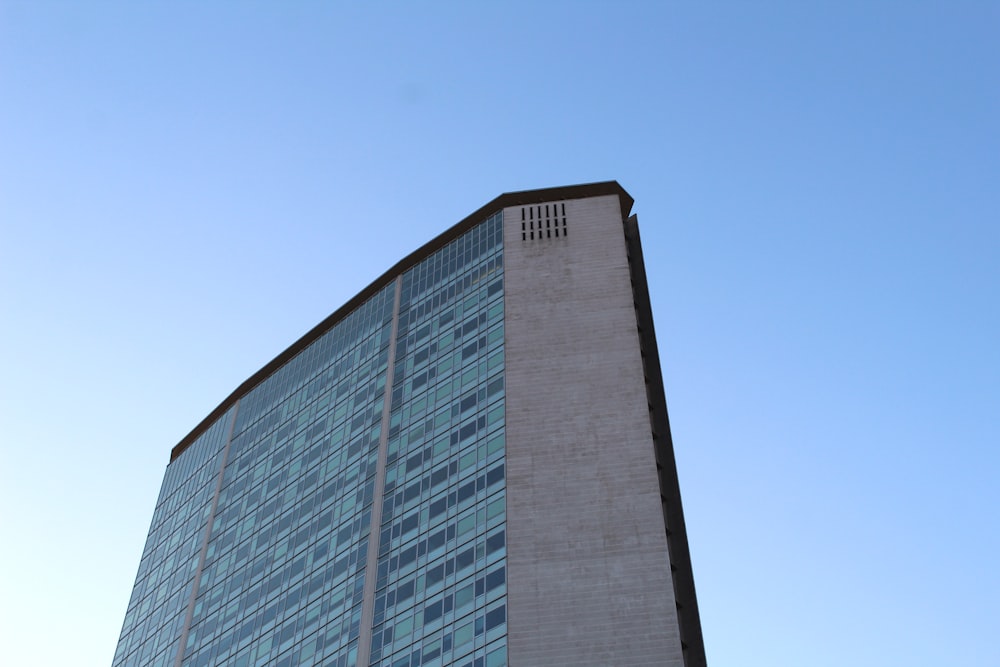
left=521, top=202, right=567, bottom=241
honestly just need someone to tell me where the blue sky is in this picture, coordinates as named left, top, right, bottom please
left=1, top=2, right=997, bottom=665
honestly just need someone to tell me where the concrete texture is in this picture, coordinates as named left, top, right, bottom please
left=503, top=194, right=684, bottom=666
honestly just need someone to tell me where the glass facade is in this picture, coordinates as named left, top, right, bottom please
left=112, top=408, right=235, bottom=667
left=370, top=212, right=506, bottom=667
left=112, top=212, right=505, bottom=667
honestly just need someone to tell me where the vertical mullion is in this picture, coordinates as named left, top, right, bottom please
left=173, top=403, right=240, bottom=667
left=356, top=275, right=402, bottom=667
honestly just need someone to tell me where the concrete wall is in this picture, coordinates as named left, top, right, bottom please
left=503, top=195, right=684, bottom=666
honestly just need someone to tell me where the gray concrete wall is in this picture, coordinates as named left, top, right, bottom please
left=503, top=195, right=684, bottom=666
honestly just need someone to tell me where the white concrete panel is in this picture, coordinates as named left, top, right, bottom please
left=503, top=194, right=683, bottom=666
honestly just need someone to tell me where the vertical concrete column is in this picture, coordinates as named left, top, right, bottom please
left=357, top=276, right=403, bottom=667
left=174, top=404, right=240, bottom=667
left=502, top=195, right=684, bottom=666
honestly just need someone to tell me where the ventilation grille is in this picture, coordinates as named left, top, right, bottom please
left=521, top=202, right=567, bottom=241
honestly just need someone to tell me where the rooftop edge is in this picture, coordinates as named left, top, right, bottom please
left=169, top=181, right=633, bottom=462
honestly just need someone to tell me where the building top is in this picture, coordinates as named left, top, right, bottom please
left=169, top=181, right=633, bottom=462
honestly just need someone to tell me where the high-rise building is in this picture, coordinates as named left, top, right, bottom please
left=112, top=182, right=706, bottom=667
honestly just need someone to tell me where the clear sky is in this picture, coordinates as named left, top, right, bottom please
left=1, top=2, right=997, bottom=666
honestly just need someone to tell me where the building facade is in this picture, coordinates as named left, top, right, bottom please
left=111, top=182, right=706, bottom=667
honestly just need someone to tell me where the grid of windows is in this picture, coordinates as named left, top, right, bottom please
left=114, top=213, right=505, bottom=667
left=180, top=286, right=395, bottom=667
left=369, top=212, right=507, bottom=667
left=113, top=408, right=235, bottom=667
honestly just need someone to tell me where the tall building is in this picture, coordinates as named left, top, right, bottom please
left=112, top=182, right=706, bottom=667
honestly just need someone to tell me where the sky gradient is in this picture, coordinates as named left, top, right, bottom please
left=1, top=2, right=998, bottom=666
